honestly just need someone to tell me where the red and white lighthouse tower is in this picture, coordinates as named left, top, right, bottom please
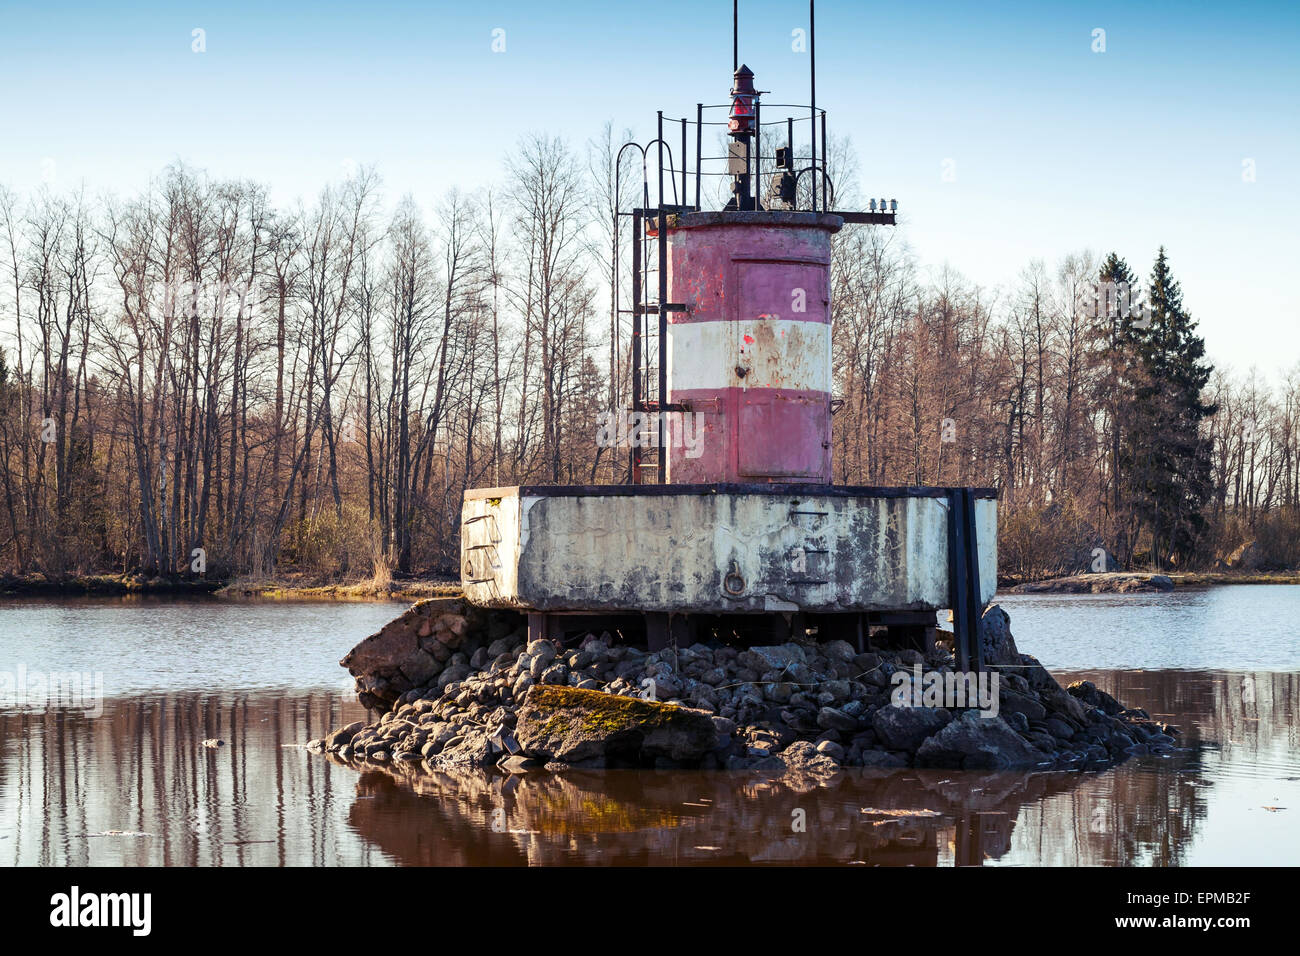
left=665, top=211, right=839, bottom=484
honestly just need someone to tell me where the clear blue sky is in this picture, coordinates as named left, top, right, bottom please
left=1, top=0, right=1296, bottom=377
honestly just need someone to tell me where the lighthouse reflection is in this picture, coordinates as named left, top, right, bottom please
left=340, top=670, right=1293, bottom=867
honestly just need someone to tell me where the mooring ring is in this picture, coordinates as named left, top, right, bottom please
left=723, top=561, right=746, bottom=596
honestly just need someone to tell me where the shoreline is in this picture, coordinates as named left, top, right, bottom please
left=0, top=571, right=458, bottom=602
left=1005, top=570, right=1300, bottom=594
left=216, top=576, right=461, bottom=602
left=4, top=568, right=1297, bottom=602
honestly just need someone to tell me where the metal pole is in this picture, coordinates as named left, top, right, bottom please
left=788, top=115, right=794, bottom=208
left=656, top=112, right=664, bottom=208
left=963, top=489, right=985, bottom=671
left=820, top=109, right=828, bottom=212
left=681, top=118, right=687, bottom=210
left=753, top=98, right=761, bottom=210
left=695, top=103, right=703, bottom=209
left=657, top=112, right=668, bottom=483
left=809, top=0, right=817, bottom=211
left=630, top=209, right=642, bottom=482
left=611, top=207, right=618, bottom=415
left=948, top=488, right=970, bottom=672
left=733, top=0, right=738, bottom=73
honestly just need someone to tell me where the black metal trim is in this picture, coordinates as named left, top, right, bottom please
left=464, top=483, right=999, bottom=501
left=947, top=487, right=986, bottom=673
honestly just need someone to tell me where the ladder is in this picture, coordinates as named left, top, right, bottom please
left=624, top=205, right=692, bottom=483
left=631, top=207, right=663, bottom=483
left=613, top=117, right=695, bottom=484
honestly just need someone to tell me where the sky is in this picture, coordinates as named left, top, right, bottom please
left=1, top=0, right=1297, bottom=379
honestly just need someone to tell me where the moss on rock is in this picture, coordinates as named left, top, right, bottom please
left=516, top=685, right=718, bottom=764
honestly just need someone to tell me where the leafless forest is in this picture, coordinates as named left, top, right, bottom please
left=1, top=129, right=1296, bottom=583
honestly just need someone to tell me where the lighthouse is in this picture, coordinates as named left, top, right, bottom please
left=460, top=26, right=996, bottom=669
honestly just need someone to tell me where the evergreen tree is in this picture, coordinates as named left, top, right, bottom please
left=1096, top=252, right=1141, bottom=561
left=1118, top=248, right=1217, bottom=567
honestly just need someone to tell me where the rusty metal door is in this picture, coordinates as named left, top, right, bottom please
left=733, top=259, right=831, bottom=479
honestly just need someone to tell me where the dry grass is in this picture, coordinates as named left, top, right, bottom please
left=216, top=569, right=460, bottom=602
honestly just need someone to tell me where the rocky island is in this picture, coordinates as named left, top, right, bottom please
left=310, top=597, right=1180, bottom=777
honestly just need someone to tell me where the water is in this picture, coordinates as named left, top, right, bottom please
left=997, top=585, right=1300, bottom=671
left=1, top=589, right=1297, bottom=866
left=0, top=596, right=403, bottom=696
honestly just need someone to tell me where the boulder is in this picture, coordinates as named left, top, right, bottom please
left=999, top=688, right=1047, bottom=723
left=514, top=685, right=718, bottom=764
left=1044, top=716, right=1075, bottom=740
left=432, top=725, right=498, bottom=768
left=822, top=640, right=857, bottom=664
left=816, top=706, right=860, bottom=733
left=1040, top=684, right=1089, bottom=723
left=871, top=704, right=952, bottom=751
left=340, top=596, right=490, bottom=712
left=815, top=739, right=845, bottom=761
left=397, top=649, right=442, bottom=686
left=1067, top=680, right=1123, bottom=716
left=420, top=723, right=461, bottom=758
left=744, top=643, right=807, bottom=672
left=325, top=721, right=365, bottom=751
left=979, top=604, right=1020, bottom=666
left=341, top=614, right=419, bottom=677
left=915, top=711, right=1050, bottom=770
left=526, top=640, right=558, bottom=669
left=710, top=715, right=737, bottom=747
left=751, top=740, right=842, bottom=777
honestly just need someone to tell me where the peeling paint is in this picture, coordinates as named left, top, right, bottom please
left=461, top=488, right=997, bottom=614
left=666, top=216, right=835, bottom=483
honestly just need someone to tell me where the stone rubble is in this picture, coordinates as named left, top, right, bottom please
left=312, top=597, right=1182, bottom=776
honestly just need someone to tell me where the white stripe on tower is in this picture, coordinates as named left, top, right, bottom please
left=668, top=318, right=830, bottom=393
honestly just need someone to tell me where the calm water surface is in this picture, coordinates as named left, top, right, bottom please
left=1, top=588, right=1297, bottom=866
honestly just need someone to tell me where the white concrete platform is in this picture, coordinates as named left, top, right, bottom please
left=460, top=483, right=996, bottom=615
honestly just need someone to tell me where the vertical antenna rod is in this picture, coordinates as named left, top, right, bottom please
left=733, top=0, right=738, bottom=73
left=656, top=111, right=668, bottom=483
left=809, top=0, right=817, bottom=210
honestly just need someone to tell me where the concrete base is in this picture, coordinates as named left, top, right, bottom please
left=461, top=483, right=996, bottom=615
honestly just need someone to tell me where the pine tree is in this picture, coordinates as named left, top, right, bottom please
left=1118, top=248, right=1217, bottom=568
left=1096, top=252, right=1141, bottom=561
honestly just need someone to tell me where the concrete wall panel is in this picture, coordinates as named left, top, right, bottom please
left=461, top=488, right=997, bottom=614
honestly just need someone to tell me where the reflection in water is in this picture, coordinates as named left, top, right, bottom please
left=343, top=762, right=1110, bottom=866
left=0, top=692, right=372, bottom=865
left=2, top=670, right=1296, bottom=865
